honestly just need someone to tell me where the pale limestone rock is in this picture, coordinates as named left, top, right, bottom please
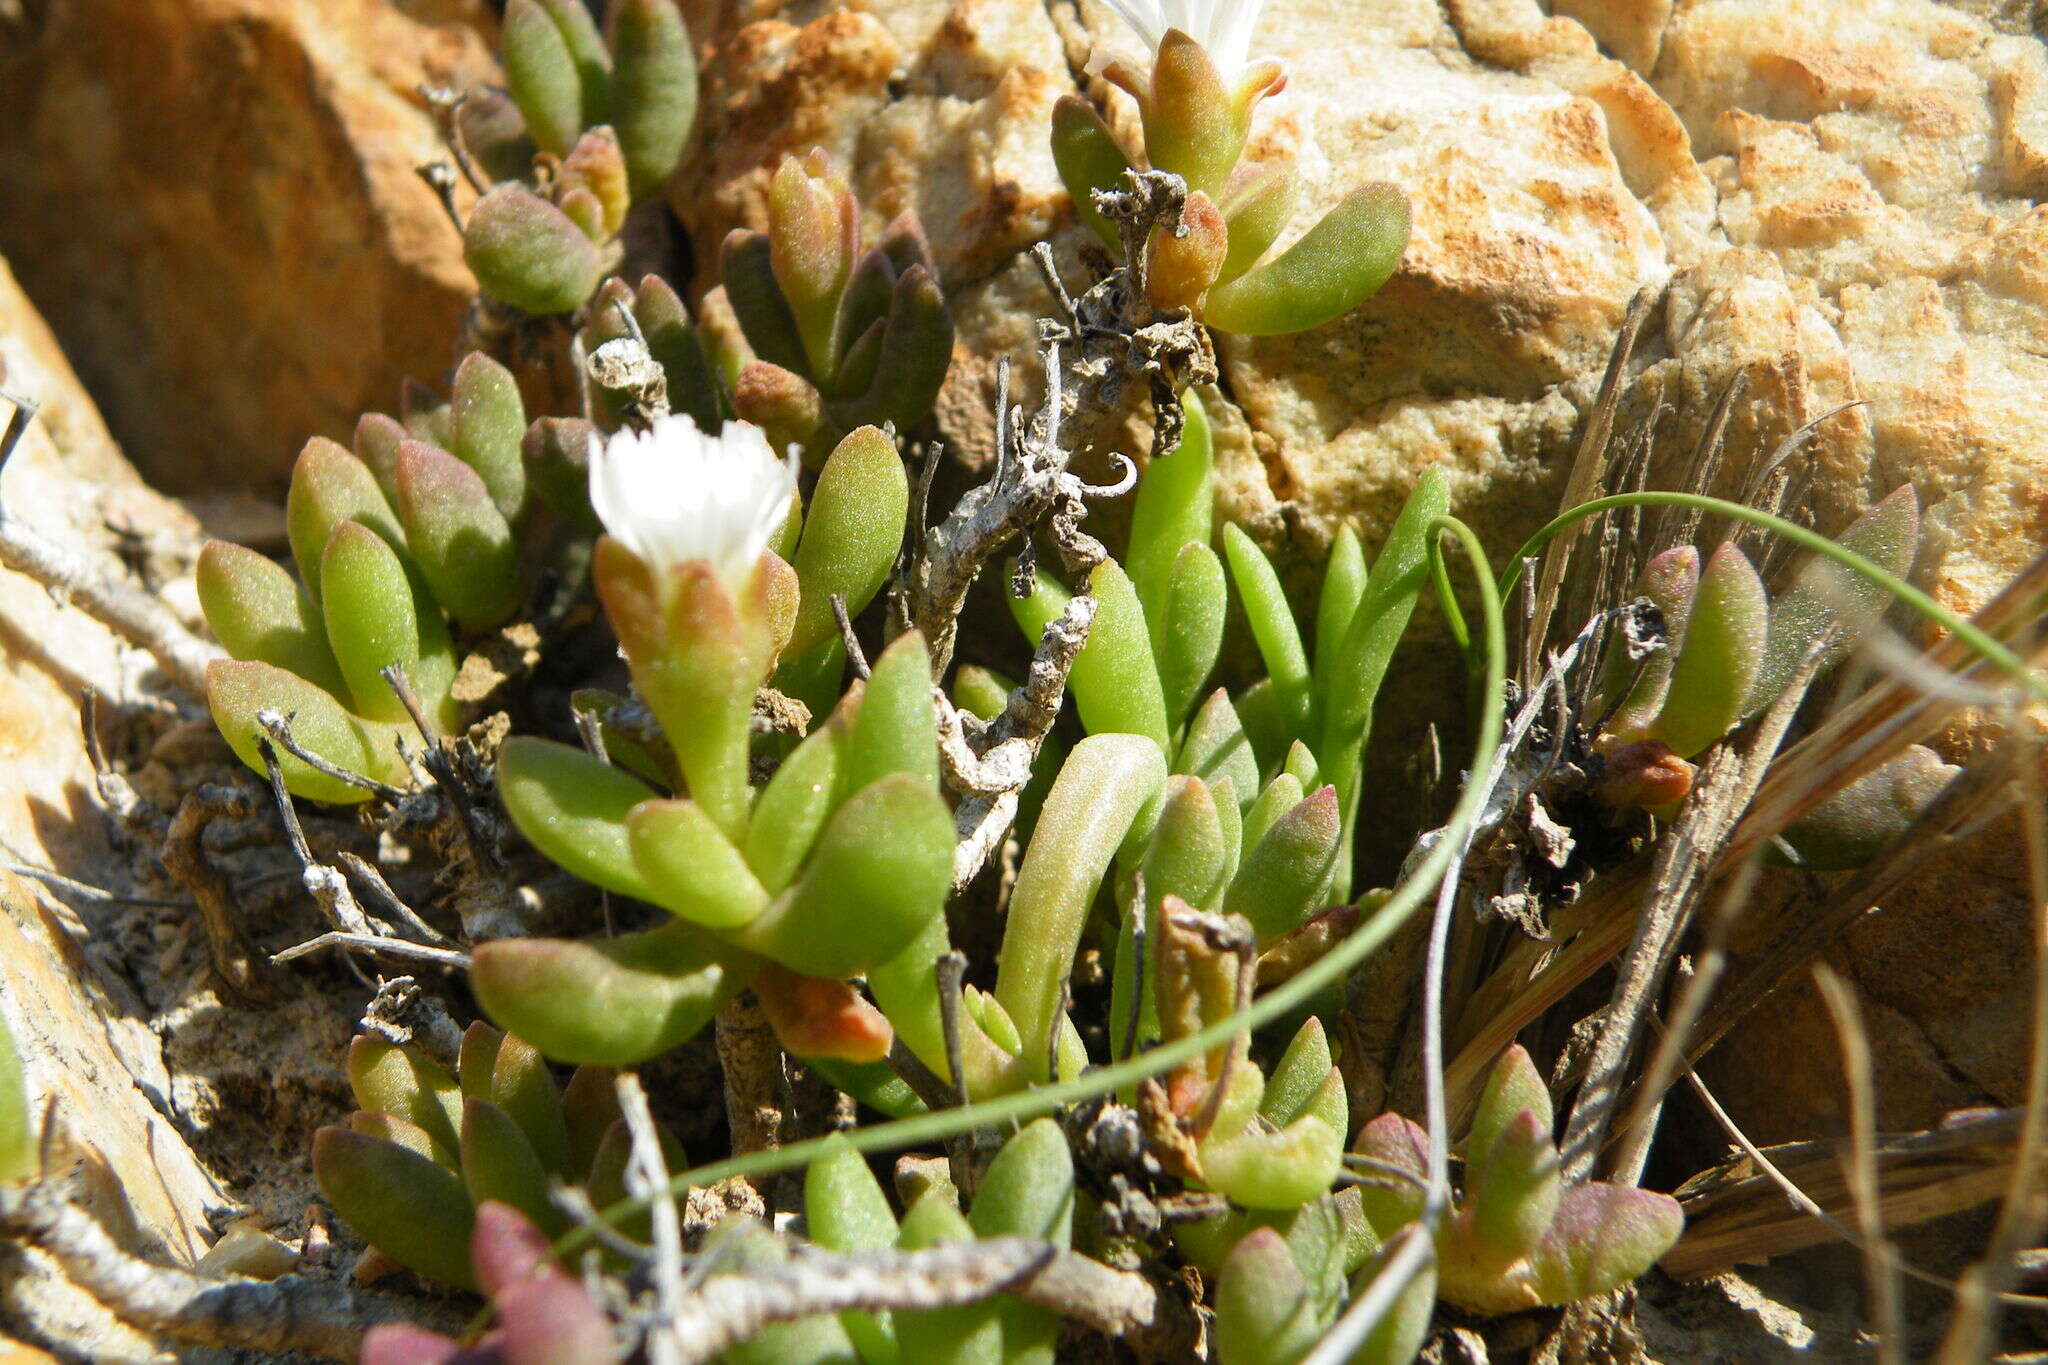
left=0, top=258, right=222, bottom=1357
left=0, top=0, right=497, bottom=494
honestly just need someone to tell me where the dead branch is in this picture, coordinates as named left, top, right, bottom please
left=0, top=392, right=221, bottom=696
left=662, top=1238, right=1197, bottom=1364
left=619, top=1072, right=686, bottom=1365
left=161, top=782, right=278, bottom=1003
left=0, top=1182, right=458, bottom=1361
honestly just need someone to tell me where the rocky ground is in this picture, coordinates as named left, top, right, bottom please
left=0, top=0, right=2044, bottom=1358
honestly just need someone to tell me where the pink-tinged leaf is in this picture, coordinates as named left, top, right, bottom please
left=196, top=539, right=349, bottom=701
left=1528, top=1183, right=1684, bottom=1307
left=464, top=186, right=603, bottom=315
left=1465, top=1043, right=1553, bottom=1166
left=1463, top=1108, right=1560, bottom=1265
left=1598, top=544, right=1700, bottom=743
left=469, top=1199, right=554, bottom=1298
left=1350, top=1113, right=1428, bottom=1238
left=360, top=1323, right=470, bottom=1365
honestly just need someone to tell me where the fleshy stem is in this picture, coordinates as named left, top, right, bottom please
left=547, top=519, right=1509, bottom=1278
left=1503, top=492, right=2047, bottom=702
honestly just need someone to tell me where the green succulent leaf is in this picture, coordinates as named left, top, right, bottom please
left=894, top=1194, right=1003, bottom=1365
left=313, top=1127, right=477, bottom=1289
left=197, top=539, right=350, bottom=700
left=1050, top=95, right=1130, bottom=251
left=840, top=630, right=939, bottom=797
left=743, top=718, right=847, bottom=894
left=204, top=659, right=406, bottom=803
left=471, top=919, right=746, bottom=1066
left=1464, top=1108, right=1560, bottom=1266
left=1200, top=183, right=1410, bottom=336
left=450, top=351, right=530, bottom=523
left=1771, top=743, right=1958, bottom=870
left=722, top=230, right=812, bottom=378
left=534, top=0, right=613, bottom=126
left=731, top=774, right=952, bottom=979
left=1599, top=545, right=1700, bottom=743
left=1525, top=1183, right=1684, bottom=1309
left=1217, top=161, right=1302, bottom=284
left=790, top=426, right=909, bottom=658
left=348, top=1036, right=464, bottom=1160
left=285, top=438, right=408, bottom=606
left=461, top=1096, right=563, bottom=1236
left=1173, top=698, right=1256, bottom=820
left=996, top=735, right=1168, bottom=1085
left=496, top=735, right=661, bottom=904
left=1263, top=1017, right=1346, bottom=1140
left=502, top=0, right=584, bottom=155
left=1650, top=543, right=1768, bottom=759
left=607, top=0, right=698, bottom=198
left=1224, top=523, right=1314, bottom=742
left=1214, top=1226, right=1321, bottom=1365
left=805, top=1134, right=903, bottom=1365
left=627, top=797, right=772, bottom=929
left=464, top=186, right=603, bottom=315
left=1156, top=542, right=1229, bottom=728
left=1465, top=1043, right=1553, bottom=1170
left=1013, top=561, right=1172, bottom=755
left=1747, top=484, right=1920, bottom=716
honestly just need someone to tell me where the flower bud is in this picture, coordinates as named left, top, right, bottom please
left=1146, top=189, right=1229, bottom=312
left=561, top=126, right=632, bottom=238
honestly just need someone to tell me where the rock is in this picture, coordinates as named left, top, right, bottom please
left=0, top=0, right=498, bottom=495
left=0, top=258, right=221, bottom=1357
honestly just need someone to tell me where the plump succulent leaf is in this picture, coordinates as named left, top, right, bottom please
left=1524, top=1183, right=1684, bottom=1309
left=197, top=539, right=350, bottom=700
left=607, top=0, right=698, bottom=197
left=464, top=186, right=603, bottom=314
left=1214, top=1226, right=1321, bottom=1365
left=1200, top=183, right=1410, bottom=336
left=471, top=919, right=746, bottom=1065
left=460, top=1096, right=562, bottom=1236
left=627, top=797, right=772, bottom=929
left=1156, top=541, right=1229, bottom=727
left=1465, top=1043, right=1552, bottom=1169
left=502, top=0, right=584, bottom=155
left=285, top=438, right=407, bottom=605
left=1650, top=543, right=1768, bottom=759
left=313, top=1127, right=477, bottom=1289
left=1772, top=743, right=1958, bottom=870
left=1049, top=95, right=1129, bottom=251
left=1747, top=484, right=1920, bottom=715
left=788, top=426, right=908, bottom=657
left=204, top=660, right=406, bottom=802
left=1223, top=523, right=1313, bottom=741
left=450, top=351, right=530, bottom=522
left=496, top=736, right=662, bottom=904
left=1464, top=1109, right=1560, bottom=1266
left=1013, top=561, right=1173, bottom=754
left=731, top=774, right=952, bottom=979
left=393, top=441, right=522, bottom=630
left=839, top=630, right=939, bottom=797
left=1225, top=785, right=1341, bottom=943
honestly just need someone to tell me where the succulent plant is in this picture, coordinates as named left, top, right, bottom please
left=477, top=420, right=927, bottom=1065
left=716, top=151, right=955, bottom=456
left=462, top=0, right=698, bottom=315
left=1050, top=17, right=1408, bottom=336
left=0, top=1012, right=31, bottom=1185
left=314, top=1023, right=677, bottom=1290
left=1350, top=1046, right=1683, bottom=1317
left=1590, top=486, right=1922, bottom=815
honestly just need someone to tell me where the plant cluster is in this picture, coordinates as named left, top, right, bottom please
left=10, top=3, right=2035, bottom=1364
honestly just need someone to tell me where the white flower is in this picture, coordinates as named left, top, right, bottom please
left=588, top=414, right=795, bottom=589
left=1097, top=0, right=1266, bottom=80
